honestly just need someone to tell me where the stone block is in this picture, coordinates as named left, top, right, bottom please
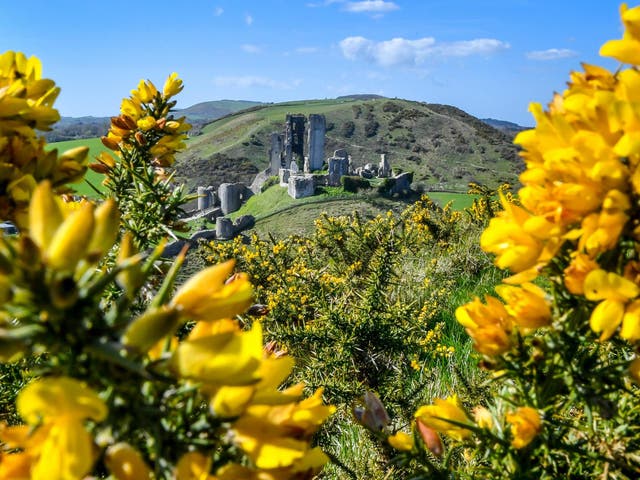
left=288, top=174, right=316, bottom=199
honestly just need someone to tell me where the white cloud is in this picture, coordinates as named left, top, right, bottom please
left=213, top=7, right=224, bottom=16
left=245, top=14, right=254, bottom=26
left=434, top=39, right=510, bottom=57
left=344, top=1, right=399, bottom=13
left=241, top=44, right=262, bottom=54
left=213, top=76, right=301, bottom=90
left=340, top=36, right=509, bottom=66
left=526, top=48, right=577, bottom=61
left=340, top=36, right=435, bottom=67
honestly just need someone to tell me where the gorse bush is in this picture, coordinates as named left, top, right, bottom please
left=204, top=195, right=498, bottom=476
left=359, top=4, right=640, bottom=479
left=0, top=53, right=334, bottom=479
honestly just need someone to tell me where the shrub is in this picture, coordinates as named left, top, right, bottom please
left=341, top=175, right=372, bottom=192
left=0, top=51, right=333, bottom=480
left=341, top=120, right=356, bottom=138
left=261, top=175, right=280, bottom=192
left=364, top=119, right=379, bottom=137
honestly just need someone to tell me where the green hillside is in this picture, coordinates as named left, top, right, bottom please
left=174, top=97, right=523, bottom=194
left=176, top=100, right=264, bottom=122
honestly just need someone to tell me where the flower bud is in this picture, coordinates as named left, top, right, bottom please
left=105, top=443, right=153, bottom=480
left=45, top=202, right=94, bottom=272
left=134, top=131, right=147, bottom=146
left=121, top=306, right=180, bottom=353
left=116, top=233, right=144, bottom=298
left=87, top=199, right=119, bottom=259
left=101, top=135, right=120, bottom=151
left=29, top=181, right=63, bottom=249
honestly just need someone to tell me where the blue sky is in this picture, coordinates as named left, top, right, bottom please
left=0, top=0, right=627, bottom=125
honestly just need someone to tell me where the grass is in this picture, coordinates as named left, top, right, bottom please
left=47, top=137, right=108, bottom=197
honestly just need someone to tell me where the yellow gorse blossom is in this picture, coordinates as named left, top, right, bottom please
left=230, top=388, right=335, bottom=469
left=494, top=282, right=551, bottom=330
left=104, top=443, right=153, bottom=480
left=100, top=72, right=190, bottom=168
left=414, top=395, right=473, bottom=442
left=0, top=51, right=89, bottom=228
left=506, top=407, right=541, bottom=449
left=455, top=296, right=513, bottom=356
left=28, top=181, right=119, bottom=274
left=170, top=259, right=254, bottom=321
left=584, top=269, right=640, bottom=340
left=2, top=377, right=107, bottom=480
left=601, top=4, right=640, bottom=65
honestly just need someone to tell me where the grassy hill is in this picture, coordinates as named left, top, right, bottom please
left=176, top=100, right=264, bottom=122
left=45, top=100, right=264, bottom=142
left=174, top=97, right=523, bottom=195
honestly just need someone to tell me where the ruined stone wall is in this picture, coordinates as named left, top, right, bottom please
left=284, top=114, right=305, bottom=165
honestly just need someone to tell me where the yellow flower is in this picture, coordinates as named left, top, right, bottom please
left=132, top=79, right=158, bottom=103
left=171, top=259, right=254, bottom=321
left=175, top=452, right=214, bottom=480
left=215, top=448, right=328, bottom=479
left=163, top=72, right=184, bottom=99
left=455, top=296, right=512, bottom=356
left=414, top=395, right=472, bottom=442
left=494, top=282, right=551, bottom=330
left=480, top=195, right=544, bottom=273
left=105, top=443, right=153, bottom=480
left=230, top=388, right=334, bottom=469
left=210, top=356, right=301, bottom=418
left=387, top=431, right=414, bottom=451
left=17, top=377, right=106, bottom=424
left=136, top=115, right=157, bottom=131
left=13, top=377, right=106, bottom=480
left=121, top=305, right=181, bottom=353
left=170, top=321, right=263, bottom=385
left=564, top=253, right=599, bottom=295
left=473, top=406, right=494, bottom=430
left=601, top=4, right=640, bottom=65
left=584, top=269, right=640, bottom=340
left=506, top=407, right=541, bottom=449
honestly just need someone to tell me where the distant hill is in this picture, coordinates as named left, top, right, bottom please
left=174, top=97, right=523, bottom=195
left=336, top=94, right=386, bottom=101
left=481, top=118, right=530, bottom=138
left=176, top=100, right=264, bottom=121
left=45, top=100, right=265, bottom=142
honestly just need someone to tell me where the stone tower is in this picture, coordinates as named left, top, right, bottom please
left=284, top=114, right=306, bottom=166
left=307, top=114, right=326, bottom=172
left=268, top=132, right=283, bottom=174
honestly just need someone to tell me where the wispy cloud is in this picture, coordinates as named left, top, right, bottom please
left=526, top=48, right=577, bottom=61
left=213, top=7, right=224, bottom=16
left=245, top=14, right=254, bottom=26
left=344, top=1, right=399, bottom=13
left=241, top=44, right=262, bottom=54
left=213, top=75, right=301, bottom=90
left=340, top=36, right=509, bottom=67
left=434, top=39, right=510, bottom=57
